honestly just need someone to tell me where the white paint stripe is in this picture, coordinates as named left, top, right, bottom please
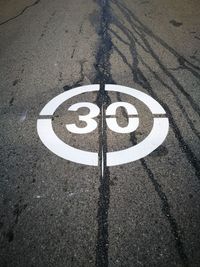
left=107, top=118, right=169, bottom=166
left=105, top=84, right=166, bottom=114
left=102, top=148, right=104, bottom=176
left=37, top=119, right=98, bottom=166
left=101, top=105, right=104, bottom=176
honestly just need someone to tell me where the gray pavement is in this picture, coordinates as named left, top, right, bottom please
left=0, top=0, right=200, bottom=266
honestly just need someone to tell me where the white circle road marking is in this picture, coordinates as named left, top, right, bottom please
left=105, top=84, right=169, bottom=166
left=37, top=84, right=169, bottom=166
left=37, top=118, right=98, bottom=166
left=38, top=85, right=99, bottom=166
left=107, top=118, right=169, bottom=166
left=39, top=84, right=99, bottom=116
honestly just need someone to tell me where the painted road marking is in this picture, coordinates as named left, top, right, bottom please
left=37, top=84, right=169, bottom=166
left=106, top=102, right=139, bottom=133
left=66, top=101, right=139, bottom=134
left=66, top=102, right=100, bottom=134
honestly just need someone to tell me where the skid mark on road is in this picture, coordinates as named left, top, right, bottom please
left=109, top=1, right=200, bottom=264
left=47, top=0, right=199, bottom=265
left=140, top=158, right=189, bottom=267
left=111, top=33, right=200, bottom=141
left=89, top=0, right=199, bottom=265
left=110, top=0, right=200, bottom=180
left=117, top=92, right=189, bottom=267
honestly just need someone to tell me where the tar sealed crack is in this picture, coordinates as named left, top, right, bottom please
left=63, top=60, right=86, bottom=91
left=140, top=158, right=189, bottom=267
left=111, top=0, right=200, bottom=180
left=92, top=0, right=115, bottom=266
left=0, top=0, right=40, bottom=26
left=111, top=0, right=194, bottom=265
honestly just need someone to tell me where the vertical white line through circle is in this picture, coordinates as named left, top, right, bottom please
left=101, top=104, right=104, bottom=177
left=37, top=84, right=169, bottom=166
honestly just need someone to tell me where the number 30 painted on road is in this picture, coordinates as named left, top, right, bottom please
left=66, top=102, right=139, bottom=134
left=37, top=84, right=169, bottom=166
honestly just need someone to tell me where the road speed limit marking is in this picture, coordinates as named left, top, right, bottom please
left=37, top=84, right=169, bottom=166
left=66, top=101, right=139, bottom=134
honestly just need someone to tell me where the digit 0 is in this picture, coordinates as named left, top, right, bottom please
left=106, top=102, right=139, bottom=133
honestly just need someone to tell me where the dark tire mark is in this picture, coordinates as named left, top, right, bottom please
left=140, top=158, right=189, bottom=267
left=63, top=1, right=199, bottom=266
left=116, top=92, right=189, bottom=266
left=110, top=25, right=200, bottom=140
left=113, top=0, right=200, bottom=73
left=109, top=1, right=200, bottom=264
left=110, top=1, right=200, bottom=180
left=112, top=0, right=200, bottom=115
left=115, top=43, right=200, bottom=179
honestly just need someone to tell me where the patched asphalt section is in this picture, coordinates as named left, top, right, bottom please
left=93, top=0, right=113, bottom=266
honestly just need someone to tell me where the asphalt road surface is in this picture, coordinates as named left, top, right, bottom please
left=0, top=0, right=200, bottom=266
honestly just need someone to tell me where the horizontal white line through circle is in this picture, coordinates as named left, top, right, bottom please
left=37, top=84, right=169, bottom=166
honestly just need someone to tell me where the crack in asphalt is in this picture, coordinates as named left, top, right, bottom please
left=140, top=158, right=189, bottom=267
left=92, top=0, right=114, bottom=266
left=111, top=0, right=200, bottom=113
left=116, top=92, right=189, bottom=267
left=61, top=0, right=200, bottom=265
left=0, top=0, right=199, bottom=266
left=110, top=30, right=200, bottom=141
left=0, top=0, right=40, bottom=26
left=111, top=0, right=200, bottom=181
left=111, top=0, right=199, bottom=265
left=93, top=0, right=197, bottom=265
left=63, top=60, right=86, bottom=91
